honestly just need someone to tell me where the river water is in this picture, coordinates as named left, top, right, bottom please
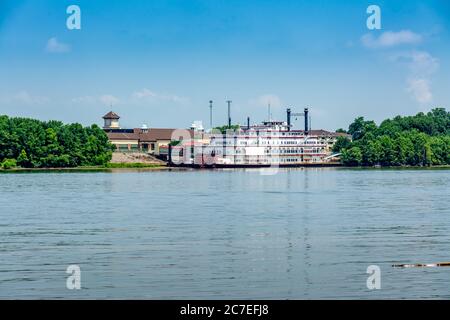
left=0, top=168, right=449, bottom=299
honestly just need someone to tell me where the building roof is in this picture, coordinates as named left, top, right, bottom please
left=307, top=129, right=350, bottom=137
left=106, top=132, right=139, bottom=141
left=106, top=128, right=194, bottom=142
left=103, top=111, right=120, bottom=119
left=135, top=128, right=178, bottom=141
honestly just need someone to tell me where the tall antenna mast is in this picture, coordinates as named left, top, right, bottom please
left=267, top=102, right=271, bottom=122
left=209, top=100, right=213, bottom=129
left=227, top=100, right=232, bottom=127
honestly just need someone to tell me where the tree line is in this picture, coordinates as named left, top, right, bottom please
left=0, top=115, right=115, bottom=169
left=333, top=108, right=450, bottom=166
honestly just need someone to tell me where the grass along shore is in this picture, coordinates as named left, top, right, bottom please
left=0, top=162, right=171, bottom=173
left=1, top=163, right=449, bottom=173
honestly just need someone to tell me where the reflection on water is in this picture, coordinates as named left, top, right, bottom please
left=0, top=168, right=449, bottom=299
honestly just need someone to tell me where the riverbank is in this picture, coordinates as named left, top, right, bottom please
left=1, top=164, right=449, bottom=173
left=339, top=164, right=450, bottom=170
left=0, top=163, right=174, bottom=173
left=109, top=152, right=166, bottom=166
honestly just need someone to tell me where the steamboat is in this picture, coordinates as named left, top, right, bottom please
left=169, top=108, right=349, bottom=168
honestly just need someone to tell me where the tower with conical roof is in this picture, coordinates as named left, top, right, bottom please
left=103, top=111, right=120, bottom=129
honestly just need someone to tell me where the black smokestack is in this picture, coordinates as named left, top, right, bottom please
left=168, top=144, right=172, bottom=165
left=287, top=108, right=291, bottom=132
left=247, top=116, right=250, bottom=130
left=304, top=108, right=309, bottom=134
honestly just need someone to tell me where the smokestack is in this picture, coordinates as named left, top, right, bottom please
left=287, top=108, right=291, bottom=131
left=247, top=116, right=250, bottom=130
left=227, top=100, right=232, bottom=127
left=304, top=107, right=309, bottom=135
left=168, top=144, right=172, bottom=165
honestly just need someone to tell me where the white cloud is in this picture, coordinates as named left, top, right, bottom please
left=131, top=88, right=188, bottom=104
left=71, top=89, right=188, bottom=108
left=71, top=94, right=120, bottom=106
left=407, top=78, right=433, bottom=104
left=390, top=51, right=439, bottom=104
left=99, top=95, right=120, bottom=106
left=0, top=91, right=49, bottom=105
left=45, top=37, right=71, bottom=53
left=132, top=88, right=157, bottom=100
left=361, top=30, right=422, bottom=48
left=249, top=94, right=283, bottom=108
left=71, top=96, right=97, bottom=104
left=360, top=28, right=436, bottom=104
left=15, top=91, right=47, bottom=104
left=401, top=51, right=439, bottom=75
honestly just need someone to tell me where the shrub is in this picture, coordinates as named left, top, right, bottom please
left=1, top=158, right=17, bottom=170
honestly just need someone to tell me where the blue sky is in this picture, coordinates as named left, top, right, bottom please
left=0, top=0, right=449, bottom=130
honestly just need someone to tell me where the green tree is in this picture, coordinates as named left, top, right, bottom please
left=17, top=149, right=29, bottom=167
left=348, top=117, right=377, bottom=140
left=429, top=136, right=447, bottom=165
left=338, top=108, right=449, bottom=167
left=410, top=132, right=432, bottom=166
left=214, top=124, right=241, bottom=134
left=393, top=134, right=414, bottom=166
left=342, top=146, right=363, bottom=166
left=0, top=115, right=114, bottom=168
left=332, top=136, right=351, bottom=153
left=1, top=158, right=17, bottom=169
left=361, top=140, right=382, bottom=166
left=377, top=135, right=396, bottom=166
